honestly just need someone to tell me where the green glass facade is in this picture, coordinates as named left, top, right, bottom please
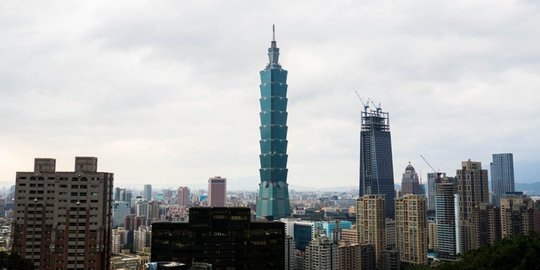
left=256, top=33, right=291, bottom=220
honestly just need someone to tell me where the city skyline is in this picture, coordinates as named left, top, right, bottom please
left=1, top=1, right=540, bottom=189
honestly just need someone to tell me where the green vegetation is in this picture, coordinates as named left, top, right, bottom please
left=0, top=251, right=34, bottom=270
left=435, top=233, right=540, bottom=270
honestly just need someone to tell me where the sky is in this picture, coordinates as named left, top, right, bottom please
left=0, top=0, right=539, bottom=190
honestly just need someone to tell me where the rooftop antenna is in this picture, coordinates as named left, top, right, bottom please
left=272, top=24, right=275, bottom=41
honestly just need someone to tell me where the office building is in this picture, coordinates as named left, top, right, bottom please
left=435, top=178, right=458, bottom=260
left=428, top=172, right=446, bottom=211
left=136, top=200, right=149, bottom=217
left=177, top=186, right=190, bottom=207
left=304, top=236, right=337, bottom=270
left=148, top=200, right=160, bottom=222
left=114, top=187, right=121, bottom=201
left=256, top=26, right=291, bottom=220
left=208, top=176, right=226, bottom=207
left=491, top=153, right=515, bottom=206
left=151, top=207, right=285, bottom=269
left=113, top=201, right=131, bottom=228
left=294, top=221, right=316, bottom=251
left=395, top=195, right=428, bottom=265
left=359, top=105, right=395, bottom=219
left=12, top=157, right=113, bottom=270
left=500, top=195, right=534, bottom=238
left=280, top=217, right=301, bottom=237
left=356, top=195, right=386, bottom=268
left=401, top=162, right=421, bottom=195
left=456, top=160, right=489, bottom=253
left=321, top=220, right=352, bottom=242
left=143, top=184, right=152, bottom=201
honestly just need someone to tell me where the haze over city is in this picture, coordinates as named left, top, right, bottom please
left=1, top=0, right=539, bottom=189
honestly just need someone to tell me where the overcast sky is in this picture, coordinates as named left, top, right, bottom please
left=1, top=0, right=539, bottom=190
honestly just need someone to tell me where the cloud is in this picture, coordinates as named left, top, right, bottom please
left=0, top=0, right=539, bottom=190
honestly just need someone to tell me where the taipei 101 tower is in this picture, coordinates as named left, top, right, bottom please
left=256, top=25, right=291, bottom=220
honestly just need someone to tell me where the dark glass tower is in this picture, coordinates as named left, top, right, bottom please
left=359, top=106, right=396, bottom=219
left=256, top=26, right=291, bottom=220
left=490, top=153, right=515, bottom=207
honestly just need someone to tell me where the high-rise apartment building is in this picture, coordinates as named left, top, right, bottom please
left=476, top=202, right=500, bottom=246
left=338, top=241, right=363, bottom=270
left=491, top=153, right=515, bottom=206
left=208, top=176, right=226, bottom=207
left=12, top=157, right=113, bottom=270
left=359, top=106, right=395, bottom=219
left=435, top=178, right=458, bottom=260
left=385, top=218, right=396, bottom=249
left=401, top=163, right=421, bottom=195
left=395, top=195, right=428, bottom=265
left=500, top=195, right=534, bottom=239
left=177, top=186, right=190, bottom=207
left=256, top=26, right=291, bottom=220
left=456, top=160, right=489, bottom=253
left=356, top=195, right=386, bottom=268
left=428, top=172, right=446, bottom=211
left=341, top=228, right=358, bottom=244
left=428, top=221, right=437, bottom=250
left=151, top=207, right=285, bottom=269
left=285, top=236, right=296, bottom=270
left=359, top=244, right=376, bottom=270
left=143, top=184, right=152, bottom=201
left=134, top=225, right=151, bottom=253
left=381, top=248, right=400, bottom=270
left=304, top=236, right=338, bottom=270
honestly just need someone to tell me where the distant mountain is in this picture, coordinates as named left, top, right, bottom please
left=515, top=182, right=540, bottom=195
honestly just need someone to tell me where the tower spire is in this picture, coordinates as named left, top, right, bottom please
left=268, top=24, right=280, bottom=66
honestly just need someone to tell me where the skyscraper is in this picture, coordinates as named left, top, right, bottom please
left=395, top=195, right=428, bottom=265
left=143, top=184, right=152, bottom=201
left=208, top=176, right=226, bottom=207
left=12, top=157, right=113, bottom=270
left=456, top=160, right=489, bottom=253
left=256, top=26, right=291, bottom=220
left=359, top=105, right=395, bottom=219
left=427, top=172, right=446, bottom=211
left=435, top=177, right=458, bottom=260
left=401, top=162, right=421, bottom=195
left=177, top=186, right=190, bottom=207
left=491, top=153, right=515, bottom=206
left=356, top=195, right=386, bottom=268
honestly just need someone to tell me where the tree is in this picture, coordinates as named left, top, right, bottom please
left=435, top=233, right=540, bottom=270
left=0, top=251, right=34, bottom=270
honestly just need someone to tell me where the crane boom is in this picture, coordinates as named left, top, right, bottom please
left=420, top=154, right=437, bottom=173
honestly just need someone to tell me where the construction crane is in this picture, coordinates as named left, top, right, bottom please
left=354, top=90, right=369, bottom=111
left=420, top=154, right=443, bottom=179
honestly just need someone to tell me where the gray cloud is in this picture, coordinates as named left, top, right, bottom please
left=1, top=0, right=539, bottom=189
